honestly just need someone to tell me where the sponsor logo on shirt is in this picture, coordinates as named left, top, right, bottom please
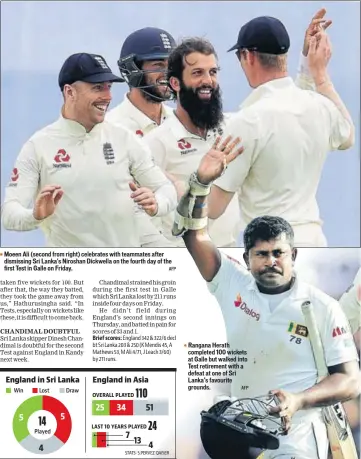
left=178, top=139, right=192, bottom=149
left=103, top=142, right=115, bottom=165
left=54, top=149, right=71, bottom=168
left=8, top=168, right=19, bottom=187
left=135, top=130, right=144, bottom=137
left=332, top=326, right=347, bottom=338
left=54, top=149, right=70, bottom=163
left=11, top=168, right=19, bottom=181
left=234, top=293, right=260, bottom=321
left=178, top=138, right=196, bottom=155
left=234, top=293, right=242, bottom=307
left=53, top=149, right=71, bottom=169
left=287, top=322, right=308, bottom=337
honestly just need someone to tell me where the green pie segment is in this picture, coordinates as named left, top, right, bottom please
left=13, top=396, right=42, bottom=442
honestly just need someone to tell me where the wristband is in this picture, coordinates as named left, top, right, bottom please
left=189, top=172, right=212, bottom=197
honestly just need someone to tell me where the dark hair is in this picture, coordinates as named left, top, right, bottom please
left=167, top=37, right=218, bottom=98
left=243, top=216, right=294, bottom=253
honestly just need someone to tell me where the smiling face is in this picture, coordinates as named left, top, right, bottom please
left=178, top=52, right=219, bottom=101
left=63, top=81, right=112, bottom=131
left=169, top=52, right=223, bottom=129
left=140, top=59, right=171, bottom=102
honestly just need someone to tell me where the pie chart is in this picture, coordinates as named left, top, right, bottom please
left=13, top=395, right=72, bottom=454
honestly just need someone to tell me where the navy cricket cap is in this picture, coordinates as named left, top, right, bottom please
left=120, top=27, right=176, bottom=61
left=58, top=53, right=122, bottom=89
left=228, top=16, right=290, bottom=55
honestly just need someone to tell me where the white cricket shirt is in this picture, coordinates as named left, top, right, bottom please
left=215, top=77, right=351, bottom=246
left=1, top=116, right=176, bottom=247
left=144, top=112, right=241, bottom=247
left=208, top=252, right=358, bottom=420
left=106, top=94, right=176, bottom=247
left=106, top=94, right=173, bottom=137
left=339, top=268, right=361, bottom=333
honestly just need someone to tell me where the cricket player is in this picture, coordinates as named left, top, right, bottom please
left=144, top=37, right=241, bottom=247
left=107, top=27, right=175, bottom=135
left=339, top=268, right=361, bottom=350
left=1, top=53, right=176, bottom=247
left=106, top=27, right=178, bottom=247
left=170, top=135, right=360, bottom=458
left=207, top=16, right=355, bottom=247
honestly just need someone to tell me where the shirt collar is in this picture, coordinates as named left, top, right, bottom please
left=168, top=110, right=224, bottom=142
left=57, top=114, right=102, bottom=137
left=123, top=93, right=172, bottom=130
left=240, top=76, right=295, bottom=110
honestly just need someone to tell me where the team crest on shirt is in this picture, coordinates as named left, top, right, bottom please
left=160, top=32, right=173, bottom=50
left=103, top=142, right=115, bottom=165
left=287, top=322, right=308, bottom=337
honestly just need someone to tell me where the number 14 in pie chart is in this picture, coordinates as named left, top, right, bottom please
left=13, top=396, right=72, bottom=454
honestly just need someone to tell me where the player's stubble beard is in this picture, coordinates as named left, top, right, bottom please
left=138, top=73, right=171, bottom=103
left=178, top=80, right=224, bottom=130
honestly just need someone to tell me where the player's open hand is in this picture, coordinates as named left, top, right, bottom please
left=268, top=389, right=304, bottom=433
left=196, top=135, right=244, bottom=185
left=33, top=185, right=64, bottom=220
left=129, top=182, right=158, bottom=216
left=307, top=31, right=332, bottom=84
left=303, top=8, right=332, bottom=57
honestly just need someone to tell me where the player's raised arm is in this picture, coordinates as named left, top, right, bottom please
left=308, top=31, right=355, bottom=150
left=295, top=8, right=332, bottom=90
left=172, top=136, right=243, bottom=281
